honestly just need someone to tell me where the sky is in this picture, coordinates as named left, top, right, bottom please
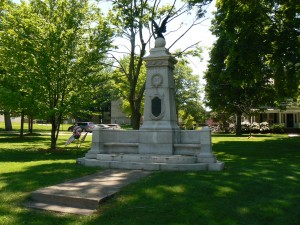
left=167, top=0, right=216, bottom=79
left=11, top=0, right=217, bottom=82
left=106, top=0, right=217, bottom=81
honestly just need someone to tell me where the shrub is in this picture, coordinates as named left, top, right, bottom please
left=251, top=122, right=260, bottom=133
left=184, top=115, right=195, bottom=130
left=241, top=121, right=250, bottom=133
left=271, top=124, right=285, bottom=134
left=260, top=122, right=270, bottom=133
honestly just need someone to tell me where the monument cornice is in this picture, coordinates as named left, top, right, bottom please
left=143, top=51, right=177, bottom=69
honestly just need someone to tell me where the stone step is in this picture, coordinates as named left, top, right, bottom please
left=84, top=159, right=210, bottom=171
left=31, top=191, right=99, bottom=210
left=25, top=170, right=151, bottom=215
left=25, top=201, right=96, bottom=215
left=96, top=154, right=197, bottom=164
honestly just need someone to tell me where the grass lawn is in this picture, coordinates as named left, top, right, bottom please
left=0, top=123, right=299, bottom=225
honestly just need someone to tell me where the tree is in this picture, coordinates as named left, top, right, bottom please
left=105, top=0, right=213, bottom=129
left=0, top=0, right=16, bottom=131
left=69, top=64, right=117, bottom=123
left=113, top=54, right=205, bottom=127
left=267, top=0, right=300, bottom=102
left=174, top=58, right=205, bottom=126
left=112, top=55, right=146, bottom=119
left=0, top=0, right=113, bottom=148
left=204, top=0, right=284, bottom=135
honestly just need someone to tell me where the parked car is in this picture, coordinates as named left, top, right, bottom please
left=68, top=122, right=95, bottom=132
left=95, top=124, right=112, bottom=129
left=107, top=124, right=121, bottom=129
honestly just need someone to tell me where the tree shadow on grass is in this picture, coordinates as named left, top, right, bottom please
left=83, top=137, right=300, bottom=225
left=1, top=136, right=299, bottom=225
left=0, top=133, right=91, bottom=162
left=213, top=136, right=300, bottom=160
left=212, top=133, right=279, bottom=138
left=0, top=162, right=100, bottom=225
left=0, top=148, right=89, bottom=163
left=84, top=161, right=300, bottom=225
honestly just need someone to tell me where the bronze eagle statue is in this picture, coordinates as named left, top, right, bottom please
left=151, top=15, right=170, bottom=39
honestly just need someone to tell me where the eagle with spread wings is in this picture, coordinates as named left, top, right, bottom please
left=151, top=15, right=170, bottom=39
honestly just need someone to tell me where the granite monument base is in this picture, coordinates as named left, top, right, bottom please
left=77, top=126, right=224, bottom=171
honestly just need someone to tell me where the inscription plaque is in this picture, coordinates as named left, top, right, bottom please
left=152, top=97, right=161, bottom=117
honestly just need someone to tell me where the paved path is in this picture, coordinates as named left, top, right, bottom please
left=26, top=169, right=151, bottom=215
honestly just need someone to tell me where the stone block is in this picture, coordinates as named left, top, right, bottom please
left=84, top=159, right=110, bottom=167
left=76, top=157, right=85, bottom=165
left=139, top=130, right=175, bottom=143
left=90, top=142, right=104, bottom=153
left=207, top=162, right=225, bottom=171
left=84, top=153, right=98, bottom=159
left=103, top=143, right=139, bottom=154
left=197, top=154, right=216, bottom=163
left=139, top=143, right=173, bottom=155
left=97, top=154, right=196, bottom=164
left=117, top=130, right=139, bottom=142
left=160, top=163, right=208, bottom=171
left=110, top=162, right=160, bottom=171
left=179, top=130, right=201, bottom=143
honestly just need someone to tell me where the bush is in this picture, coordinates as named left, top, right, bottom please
left=183, top=115, right=195, bottom=130
left=271, top=124, right=285, bottom=134
left=241, top=121, right=270, bottom=134
left=260, top=122, right=270, bottom=133
left=251, top=122, right=260, bottom=133
left=241, top=121, right=251, bottom=133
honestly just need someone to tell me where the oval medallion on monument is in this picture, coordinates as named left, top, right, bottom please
left=151, top=74, right=163, bottom=87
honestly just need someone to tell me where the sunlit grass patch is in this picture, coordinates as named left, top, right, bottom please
left=0, top=129, right=299, bottom=225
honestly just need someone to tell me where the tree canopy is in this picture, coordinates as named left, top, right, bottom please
left=105, top=0, right=213, bottom=129
left=174, top=58, right=205, bottom=127
left=204, top=0, right=299, bottom=135
left=0, top=0, right=113, bottom=148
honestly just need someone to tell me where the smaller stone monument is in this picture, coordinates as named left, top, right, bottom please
left=77, top=23, right=224, bottom=171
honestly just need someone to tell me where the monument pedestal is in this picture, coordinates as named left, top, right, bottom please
left=77, top=38, right=224, bottom=171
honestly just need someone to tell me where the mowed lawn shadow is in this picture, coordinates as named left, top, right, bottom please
left=81, top=136, right=300, bottom=225
left=0, top=134, right=299, bottom=225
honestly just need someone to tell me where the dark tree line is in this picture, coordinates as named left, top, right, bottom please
left=200, top=0, right=299, bottom=135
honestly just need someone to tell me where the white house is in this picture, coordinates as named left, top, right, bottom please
left=250, top=101, right=300, bottom=129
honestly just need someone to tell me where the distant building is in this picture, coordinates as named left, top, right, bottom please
left=0, top=115, right=21, bottom=123
left=110, top=99, right=131, bottom=125
left=248, top=101, right=300, bottom=129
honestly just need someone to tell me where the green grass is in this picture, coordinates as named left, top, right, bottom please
left=0, top=123, right=299, bottom=225
left=0, top=121, right=73, bottom=132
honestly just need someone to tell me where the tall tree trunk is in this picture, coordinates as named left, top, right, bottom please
left=20, top=111, right=24, bottom=138
left=50, top=113, right=63, bottom=150
left=50, top=115, right=57, bottom=150
left=130, top=95, right=142, bottom=130
left=100, top=108, right=104, bottom=124
left=131, top=108, right=141, bottom=130
left=4, top=111, right=12, bottom=131
left=236, top=112, right=242, bottom=136
left=28, top=117, right=33, bottom=133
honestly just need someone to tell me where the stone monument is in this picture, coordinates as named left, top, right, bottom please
left=77, top=26, right=224, bottom=171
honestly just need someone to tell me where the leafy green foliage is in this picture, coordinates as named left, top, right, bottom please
left=113, top=56, right=205, bottom=126
left=105, top=0, right=154, bottom=129
left=267, top=0, right=300, bottom=101
left=204, top=0, right=299, bottom=135
left=113, top=55, right=146, bottom=117
left=0, top=0, right=113, bottom=148
left=174, top=58, right=205, bottom=126
left=270, top=123, right=285, bottom=134
left=105, top=0, right=212, bottom=129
